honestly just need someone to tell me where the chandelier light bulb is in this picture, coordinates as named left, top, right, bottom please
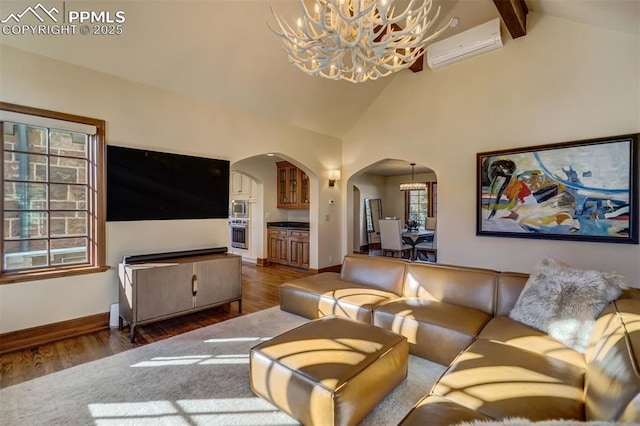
left=269, top=0, right=452, bottom=84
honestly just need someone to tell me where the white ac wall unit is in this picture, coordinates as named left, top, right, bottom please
left=426, top=18, right=503, bottom=69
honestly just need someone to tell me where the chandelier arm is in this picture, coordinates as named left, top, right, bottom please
left=326, top=0, right=375, bottom=25
left=268, top=5, right=292, bottom=38
left=380, top=13, right=444, bottom=51
left=269, top=0, right=451, bottom=83
left=385, top=10, right=433, bottom=39
left=422, top=0, right=435, bottom=22
left=379, top=0, right=429, bottom=25
left=422, top=15, right=453, bottom=43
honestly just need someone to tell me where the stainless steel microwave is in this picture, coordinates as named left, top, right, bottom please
left=231, top=199, right=248, bottom=217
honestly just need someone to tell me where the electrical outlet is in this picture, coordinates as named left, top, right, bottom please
left=325, top=214, right=330, bottom=222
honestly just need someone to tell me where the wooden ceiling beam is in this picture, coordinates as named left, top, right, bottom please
left=409, top=54, right=424, bottom=73
left=493, top=0, right=528, bottom=39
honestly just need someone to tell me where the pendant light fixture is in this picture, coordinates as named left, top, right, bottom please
left=400, top=163, right=427, bottom=191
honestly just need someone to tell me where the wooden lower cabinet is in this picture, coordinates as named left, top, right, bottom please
left=268, top=229, right=288, bottom=264
left=268, top=228, right=309, bottom=269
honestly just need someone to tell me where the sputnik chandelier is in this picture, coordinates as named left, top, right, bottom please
left=269, top=0, right=452, bottom=83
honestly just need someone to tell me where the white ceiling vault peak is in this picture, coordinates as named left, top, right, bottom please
left=1, top=1, right=636, bottom=139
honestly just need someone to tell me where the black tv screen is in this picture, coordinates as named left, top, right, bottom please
left=106, top=145, right=230, bottom=221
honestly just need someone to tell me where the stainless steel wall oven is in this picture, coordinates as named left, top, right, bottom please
left=229, top=218, right=248, bottom=249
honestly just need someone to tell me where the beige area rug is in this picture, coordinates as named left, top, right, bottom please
left=0, top=307, right=447, bottom=425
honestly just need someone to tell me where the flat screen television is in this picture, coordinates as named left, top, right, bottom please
left=106, top=145, right=230, bottom=221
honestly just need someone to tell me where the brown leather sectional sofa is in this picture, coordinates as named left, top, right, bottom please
left=279, top=254, right=640, bottom=424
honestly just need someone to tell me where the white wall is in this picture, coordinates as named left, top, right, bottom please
left=0, top=46, right=342, bottom=333
left=342, top=13, right=640, bottom=284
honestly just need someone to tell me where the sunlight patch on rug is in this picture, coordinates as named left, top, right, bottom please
left=130, top=354, right=249, bottom=367
left=88, top=398, right=298, bottom=426
left=203, top=337, right=272, bottom=343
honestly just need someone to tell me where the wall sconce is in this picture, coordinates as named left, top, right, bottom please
left=328, top=169, right=341, bottom=187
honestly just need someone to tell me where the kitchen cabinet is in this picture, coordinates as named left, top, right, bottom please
left=231, top=171, right=252, bottom=197
left=268, top=229, right=289, bottom=265
left=276, top=161, right=309, bottom=209
left=288, top=230, right=310, bottom=269
left=268, top=228, right=309, bottom=269
left=118, top=252, right=242, bottom=342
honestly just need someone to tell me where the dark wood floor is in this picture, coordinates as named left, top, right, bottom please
left=0, top=263, right=306, bottom=389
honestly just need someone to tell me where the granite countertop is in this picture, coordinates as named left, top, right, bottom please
left=267, top=221, right=310, bottom=230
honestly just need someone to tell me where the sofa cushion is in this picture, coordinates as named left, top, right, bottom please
left=509, top=258, right=627, bottom=353
left=374, top=298, right=491, bottom=365
left=432, top=339, right=586, bottom=421
left=478, top=316, right=586, bottom=369
left=403, top=262, right=499, bottom=315
left=316, top=288, right=400, bottom=322
left=454, top=419, right=623, bottom=425
left=280, top=273, right=398, bottom=322
left=399, top=395, right=492, bottom=426
left=584, top=298, right=640, bottom=422
left=495, top=272, right=529, bottom=316
left=340, top=254, right=407, bottom=296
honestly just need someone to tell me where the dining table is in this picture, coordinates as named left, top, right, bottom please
left=401, top=229, right=435, bottom=243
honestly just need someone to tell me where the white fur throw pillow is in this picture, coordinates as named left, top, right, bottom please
left=509, top=258, right=627, bottom=353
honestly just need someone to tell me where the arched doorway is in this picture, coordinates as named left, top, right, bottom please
left=231, top=154, right=316, bottom=270
left=347, top=159, right=437, bottom=260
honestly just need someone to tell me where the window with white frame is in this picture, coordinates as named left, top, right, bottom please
left=1, top=103, right=107, bottom=283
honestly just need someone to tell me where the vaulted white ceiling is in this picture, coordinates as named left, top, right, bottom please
left=1, top=1, right=637, bottom=139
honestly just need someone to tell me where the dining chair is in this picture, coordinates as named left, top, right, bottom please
left=425, top=216, right=437, bottom=230
left=416, top=217, right=437, bottom=262
left=379, top=219, right=413, bottom=259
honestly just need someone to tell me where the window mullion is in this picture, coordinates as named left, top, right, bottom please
left=46, top=128, right=52, bottom=268
left=0, top=123, right=5, bottom=271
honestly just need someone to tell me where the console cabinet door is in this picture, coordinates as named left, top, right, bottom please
left=194, top=256, right=242, bottom=308
left=134, top=263, right=194, bottom=322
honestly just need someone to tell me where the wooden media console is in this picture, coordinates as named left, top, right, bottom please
left=118, top=248, right=242, bottom=342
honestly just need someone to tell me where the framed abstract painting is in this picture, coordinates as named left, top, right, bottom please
left=477, top=134, right=639, bottom=244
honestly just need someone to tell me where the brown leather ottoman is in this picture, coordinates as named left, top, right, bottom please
left=250, top=316, right=408, bottom=426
